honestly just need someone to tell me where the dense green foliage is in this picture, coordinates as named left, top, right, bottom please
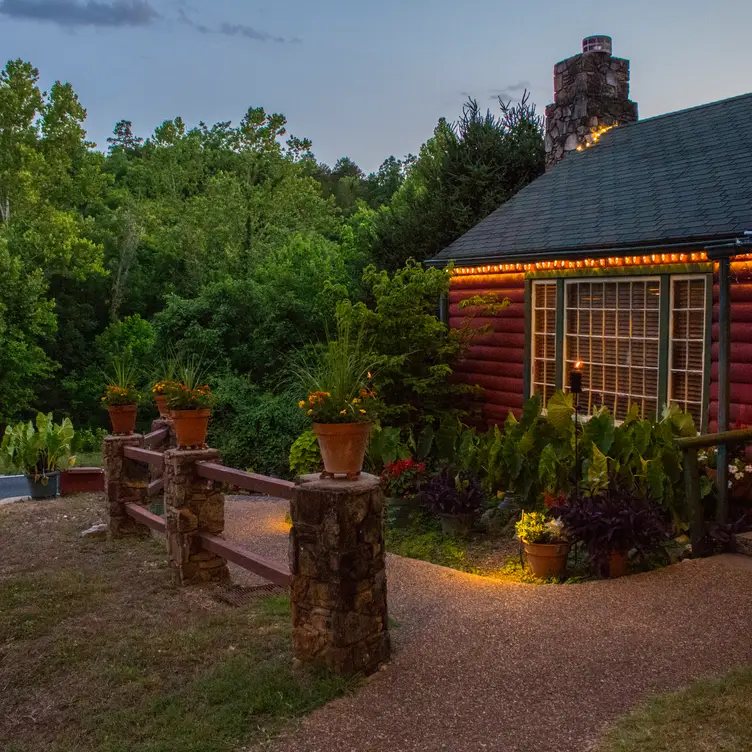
left=0, top=57, right=544, bottom=475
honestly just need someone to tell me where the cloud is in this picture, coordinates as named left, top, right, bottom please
left=489, top=81, right=531, bottom=101
left=0, top=0, right=301, bottom=42
left=219, top=22, right=285, bottom=43
left=0, top=0, right=160, bottom=27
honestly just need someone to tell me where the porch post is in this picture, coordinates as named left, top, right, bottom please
left=717, top=256, right=731, bottom=523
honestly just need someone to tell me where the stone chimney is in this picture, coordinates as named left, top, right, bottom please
left=544, top=36, right=638, bottom=170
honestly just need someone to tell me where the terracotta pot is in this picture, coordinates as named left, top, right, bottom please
left=172, top=408, right=211, bottom=448
left=313, top=422, right=372, bottom=479
left=108, top=404, right=138, bottom=435
left=438, top=512, right=475, bottom=536
left=608, top=550, right=629, bottom=578
left=154, top=394, right=170, bottom=418
left=523, top=541, right=570, bottom=579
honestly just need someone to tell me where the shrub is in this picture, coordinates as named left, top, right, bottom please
left=0, top=413, right=76, bottom=479
left=209, top=375, right=307, bottom=479
left=420, top=468, right=485, bottom=516
left=289, top=431, right=322, bottom=477
left=550, top=484, right=669, bottom=575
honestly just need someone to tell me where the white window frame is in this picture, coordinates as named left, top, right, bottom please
left=562, top=276, right=662, bottom=420
left=530, top=280, right=557, bottom=402
left=667, top=274, right=708, bottom=425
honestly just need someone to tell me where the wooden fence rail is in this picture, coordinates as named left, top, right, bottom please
left=196, top=462, right=295, bottom=500
left=117, top=437, right=292, bottom=587
left=676, top=426, right=752, bottom=556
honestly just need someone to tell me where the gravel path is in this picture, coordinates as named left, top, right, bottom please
left=225, top=497, right=752, bottom=752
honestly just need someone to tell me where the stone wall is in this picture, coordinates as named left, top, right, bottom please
left=289, top=473, right=390, bottom=675
left=545, top=48, right=638, bottom=170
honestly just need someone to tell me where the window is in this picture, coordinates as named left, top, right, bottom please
left=529, top=274, right=709, bottom=426
left=565, top=279, right=660, bottom=420
left=669, top=277, right=707, bottom=427
left=532, top=281, right=557, bottom=404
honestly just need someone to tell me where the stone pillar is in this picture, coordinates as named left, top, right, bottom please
left=102, top=434, right=150, bottom=538
left=164, top=448, right=229, bottom=586
left=289, top=473, right=390, bottom=676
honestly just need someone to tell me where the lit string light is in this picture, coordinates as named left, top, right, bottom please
left=451, top=252, right=710, bottom=276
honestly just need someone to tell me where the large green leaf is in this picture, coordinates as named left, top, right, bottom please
left=587, top=445, right=609, bottom=492
left=583, top=406, right=614, bottom=455
left=546, top=391, right=574, bottom=435
left=520, top=393, right=541, bottom=429
left=645, top=457, right=666, bottom=502
left=538, top=443, right=559, bottom=492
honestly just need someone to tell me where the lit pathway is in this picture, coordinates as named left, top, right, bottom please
left=225, top=497, right=752, bottom=752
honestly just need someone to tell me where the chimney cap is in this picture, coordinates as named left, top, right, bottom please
left=582, top=35, right=612, bottom=54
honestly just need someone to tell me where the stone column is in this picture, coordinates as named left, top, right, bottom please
left=289, top=473, right=390, bottom=676
left=163, top=448, right=229, bottom=586
left=102, top=434, right=150, bottom=538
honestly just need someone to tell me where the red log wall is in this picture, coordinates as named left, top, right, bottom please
left=449, top=272, right=526, bottom=425
left=709, top=263, right=752, bottom=431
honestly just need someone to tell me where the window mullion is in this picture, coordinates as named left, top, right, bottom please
left=555, top=279, right=565, bottom=391
left=657, top=275, right=671, bottom=416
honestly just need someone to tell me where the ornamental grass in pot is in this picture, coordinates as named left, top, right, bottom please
left=515, top=511, right=569, bottom=579
left=420, top=467, right=484, bottom=536
left=165, top=353, right=214, bottom=448
left=0, top=413, right=76, bottom=499
left=295, top=312, right=379, bottom=480
left=549, top=483, right=670, bottom=578
left=102, top=357, right=140, bottom=435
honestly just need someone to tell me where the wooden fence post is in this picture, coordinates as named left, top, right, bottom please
left=163, top=448, right=229, bottom=586
left=102, top=434, right=150, bottom=538
left=289, top=473, right=390, bottom=676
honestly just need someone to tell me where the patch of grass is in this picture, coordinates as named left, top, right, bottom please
left=75, top=451, right=103, bottom=467
left=596, top=668, right=752, bottom=752
left=385, top=512, right=519, bottom=577
left=0, top=494, right=353, bottom=752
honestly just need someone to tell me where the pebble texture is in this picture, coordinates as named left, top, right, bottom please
left=225, top=500, right=752, bottom=752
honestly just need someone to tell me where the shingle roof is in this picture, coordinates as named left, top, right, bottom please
left=431, top=92, right=752, bottom=263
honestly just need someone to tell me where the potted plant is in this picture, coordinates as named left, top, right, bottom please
left=102, top=357, right=140, bottom=435
left=420, top=467, right=484, bottom=535
left=151, top=353, right=179, bottom=418
left=165, top=354, right=214, bottom=448
left=515, top=511, right=570, bottom=579
left=381, top=458, right=427, bottom=526
left=0, top=413, right=76, bottom=499
left=550, top=484, right=669, bottom=578
left=295, top=315, right=379, bottom=479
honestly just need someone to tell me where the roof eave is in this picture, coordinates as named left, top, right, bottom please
left=425, top=233, right=750, bottom=268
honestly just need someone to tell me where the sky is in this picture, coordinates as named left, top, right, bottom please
left=1, top=0, right=751, bottom=172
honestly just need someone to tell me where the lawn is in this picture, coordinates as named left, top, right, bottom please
left=597, top=668, right=752, bottom=752
left=0, top=494, right=353, bottom=752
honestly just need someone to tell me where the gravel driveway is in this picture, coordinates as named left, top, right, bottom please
left=225, top=497, right=752, bottom=752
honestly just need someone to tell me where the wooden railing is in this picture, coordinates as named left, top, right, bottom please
left=676, top=426, right=752, bottom=556
left=121, top=434, right=292, bottom=587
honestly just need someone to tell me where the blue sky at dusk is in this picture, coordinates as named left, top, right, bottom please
left=0, top=0, right=750, bottom=172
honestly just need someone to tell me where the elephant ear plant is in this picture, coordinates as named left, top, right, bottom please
left=0, top=413, right=76, bottom=498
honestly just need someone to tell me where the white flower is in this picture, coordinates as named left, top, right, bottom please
left=729, top=465, right=736, bottom=473
left=745, top=465, right=752, bottom=473
left=736, top=473, right=744, bottom=481
left=728, top=480, right=733, bottom=488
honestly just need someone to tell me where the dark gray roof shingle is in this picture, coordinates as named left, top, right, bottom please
left=431, top=92, right=752, bottom=263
